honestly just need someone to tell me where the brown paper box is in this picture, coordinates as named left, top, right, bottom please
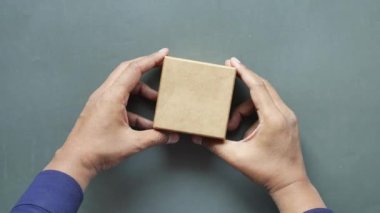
left=153, top=56, right=236, bottom=139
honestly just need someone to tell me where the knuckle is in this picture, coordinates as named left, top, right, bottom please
left=134, top=136, right=154, bottom=152
left=133, top=142, right=147, bottom=153
left=131, top=132, right=162, bottom=153
left=254, top=79, right=265, bottom=87
left=268, top=115, right=288, bottom=131
left=249, top=80, right=265, bottom=94
left=133, top=82, right=142, bottom=94
left=261, top=79, right=270, bottom=86
left=288, top=111, right=298, bottom=126
left=119, top=60, right=130, bottom=68
left=129, top=61, right=143, bottom=72
left=128, top=115, right=139, bottom=128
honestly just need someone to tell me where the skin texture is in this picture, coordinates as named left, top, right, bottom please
left=193, top=57, right=326, bottom=213
left=44, top=48, right=179, bottom=190
left=45, top=50, right=326, bottom=213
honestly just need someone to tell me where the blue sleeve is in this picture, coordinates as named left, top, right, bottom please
left=305, top=208, right=334, bottom=213
left=11, top=170, right=83, bottom=213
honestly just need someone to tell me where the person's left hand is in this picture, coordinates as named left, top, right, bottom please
left=45, top=48, right=179, bottom=190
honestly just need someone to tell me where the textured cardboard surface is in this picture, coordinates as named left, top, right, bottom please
left=153, top=56, right=236, bottom=139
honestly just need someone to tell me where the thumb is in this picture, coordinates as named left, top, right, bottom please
left=192, top=136, right=240, bottom=163
left=137, top=129, right=180, bottom=148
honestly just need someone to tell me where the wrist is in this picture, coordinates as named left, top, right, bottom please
left=270, top=178, right=326, bottom=213
left=44, top=145, right=97, bottom=191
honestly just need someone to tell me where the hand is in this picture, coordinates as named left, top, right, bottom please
left=193, top=57, right=326, bottom=212
left=45, top=48, right=179, bottom=190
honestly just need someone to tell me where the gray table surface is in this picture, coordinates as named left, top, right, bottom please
left=1, top=0, right=379, bottom=212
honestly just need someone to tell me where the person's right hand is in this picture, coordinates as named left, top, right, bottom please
left=44, top=49, right=179, bottom=191
left=193, top=57, right=327, bottom=213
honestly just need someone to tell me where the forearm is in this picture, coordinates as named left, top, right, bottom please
left=270, top=179, right=326, bottom=213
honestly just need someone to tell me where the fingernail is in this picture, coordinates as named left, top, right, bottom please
left=158, top=48, right=168, bottom=53
left=231, top=57, right=241, bottom=64
left=167, top=133, right=179, bottom=144
left=192, top=136, right=203, bottom=145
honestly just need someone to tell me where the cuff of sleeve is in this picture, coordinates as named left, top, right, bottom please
left=13, top=170, right=83, bottom=213
left=305, top=208, right=334, bottom=213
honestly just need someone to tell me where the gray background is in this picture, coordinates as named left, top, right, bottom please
left=1, top=0, right=379, bottom=212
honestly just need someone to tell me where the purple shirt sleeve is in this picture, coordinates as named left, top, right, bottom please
left=11, top=170, right=333, bottom=213
left=11, top=170, right=83, bottom=213
left=305, top=208, right=334, bottom=213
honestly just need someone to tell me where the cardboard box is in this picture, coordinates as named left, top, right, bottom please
left=153, top=56, right=236, bottom=139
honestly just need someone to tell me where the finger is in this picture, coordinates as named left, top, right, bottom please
left=226, top=58, right=245, bottom=82
left=114, top=48, right=169, bottom=93
left=192, top=136, right=241, bottom=164
left=228, top=100, right=255, bottom=131
left=92, top=57, right=145, bottom=99
left=131, top=82, right=158, bottom=101
left=262, top=79, right=295, bottom=118
left=137, top=129, right=180, bottom=148
left=108, top=48, right=169, bottom=102
left=225, top=59, right=232, bottom=67
left=102, top=57, right=144, bottom=89
left=127, top=112, right=153, bottom=130
left=230, top=57, right=281, bottom=120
